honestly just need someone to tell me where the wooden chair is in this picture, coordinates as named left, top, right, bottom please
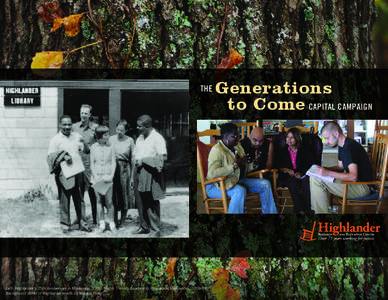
left=334, top=133, right=388, bottom=213
left=375, top=120, right=388, bottom=134
left=233, top=121, right=259, bottom=139
left=279, top=121, right=319, bottom=134
left=371, top=120, right=388, bottom=155
left=197, top=129, right=262, bottom=214
left=373, top=120, right=388, bottom=181
left=197, top=129, right=221, bottom=146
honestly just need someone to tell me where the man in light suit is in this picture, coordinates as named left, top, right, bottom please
left=48, top=115, right=92, bottom=233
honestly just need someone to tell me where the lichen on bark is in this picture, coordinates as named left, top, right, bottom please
left=0, top=0, right=376, bottom=69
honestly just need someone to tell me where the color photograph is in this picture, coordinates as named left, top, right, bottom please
left=197, top=119, right=388, bottom=214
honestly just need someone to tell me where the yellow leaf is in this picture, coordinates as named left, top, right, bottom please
left=31, top=51, right=66, bottom=78
left=31, top=51, right=65, bottom=69
left=52, top=13, right=84, bottom=37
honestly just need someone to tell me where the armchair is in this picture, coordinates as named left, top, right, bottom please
left=334, top=133, right=388, bottom=213
left=197, top=129, right=263, bottom=213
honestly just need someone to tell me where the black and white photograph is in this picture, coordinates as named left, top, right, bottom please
left=0, top=80, right=189, bottom=238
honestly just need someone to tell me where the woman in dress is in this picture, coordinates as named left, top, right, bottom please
left=278, top=127, right=314, bottom=214
left=90, top=125, right=116, bottom=232
left=109, top=120, right=135, bottom=227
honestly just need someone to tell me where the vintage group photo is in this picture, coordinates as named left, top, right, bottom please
left=197, top=119, right=388, bottom=215
left=0, top=80, right=189, bottom=238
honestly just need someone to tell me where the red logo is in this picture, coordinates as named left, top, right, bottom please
left=300, top=221, right=316, bottom=241
left=300, top=221, right=380, bottom=241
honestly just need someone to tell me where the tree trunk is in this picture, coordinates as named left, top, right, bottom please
left=0, top=0, right=376, bottom=69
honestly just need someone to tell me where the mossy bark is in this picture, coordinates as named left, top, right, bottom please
left=0, top=0, right=376, bottom=69
left=0, top=257, right=385, bottom=298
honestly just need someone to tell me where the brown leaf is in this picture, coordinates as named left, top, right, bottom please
left=52, top=14, right=84, bottom=37
left=37, top=1, right=66, bottom=23
left=214, top=48, right=243, bottom=80
left=165, top=257, right=177, bottom=280
left=217, top=48, right=243, bottom=69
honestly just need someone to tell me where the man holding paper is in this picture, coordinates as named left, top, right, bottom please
left=310, top=121, right=373, bottom=213
left=132, top=115, right=167, bottom=235
left=47, top=115, right=92, bottom=233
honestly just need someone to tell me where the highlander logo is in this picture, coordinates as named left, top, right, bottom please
left=300, top=221, right=316, bottom=241
left=300, top=222, right=380, bottom=241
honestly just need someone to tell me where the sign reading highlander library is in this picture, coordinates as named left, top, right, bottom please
left=4, top=87, right=40, bottom=106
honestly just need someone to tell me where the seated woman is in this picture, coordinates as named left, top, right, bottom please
left=278, top=128, right=314, bottom=214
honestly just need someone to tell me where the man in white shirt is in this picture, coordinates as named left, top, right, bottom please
left=47, top=115, right=92, bottom=233
left=132, top=115, right=167, bottom=236
left=72, top=104, right=98, bottom=226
